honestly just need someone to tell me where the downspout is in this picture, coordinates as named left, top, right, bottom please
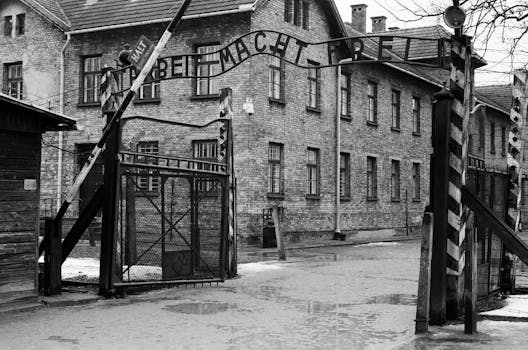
left=335, top=64, right=342, bottom=237
left=57, top=33, right=71, bottom=212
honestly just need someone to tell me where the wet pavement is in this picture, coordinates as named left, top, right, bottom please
left=0, top=241, right=527, bottom=349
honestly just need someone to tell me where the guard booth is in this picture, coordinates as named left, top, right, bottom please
left=0, top=93, right=76, bottom=305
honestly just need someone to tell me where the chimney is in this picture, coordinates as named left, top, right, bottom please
left=371, top=16, right=387, bottom=33
left=351, top=4, right=367, bottom=33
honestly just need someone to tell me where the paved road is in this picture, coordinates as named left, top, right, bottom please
left=0, top=242, right=526, bottom=349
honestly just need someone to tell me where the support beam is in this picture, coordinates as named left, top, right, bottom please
left=44, top=218, right=61, bottom=296
left=464, top=212, right=477, bottom=334
left=416, top=212, right=433, bottom=334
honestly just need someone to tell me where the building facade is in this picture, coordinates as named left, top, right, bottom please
left=0, top=0, right=512, bottom=246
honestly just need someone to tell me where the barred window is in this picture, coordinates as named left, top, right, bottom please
left=268, top=143, right=284, bottom=194
left=193, top=140, right=218, bottom=193
left=501, top=126, right=506, bottom=156
left=4, top=16, right=12, bottom=36
left=195, top=44, right=219, bottom=96
left=137, top=141, right=159, bottom=192
left=15, top=14, right=24, bottom=35
left=490, top=122, right=496, bottom=154
left=391, top=89, right=401, bottom=130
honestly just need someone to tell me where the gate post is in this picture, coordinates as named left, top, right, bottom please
left=430, top=87, right=452, bottom=325
left=445, top=35, right=474, bottom=319
left=99, top=67, right=121, bottom=296
left=219, top=87, right=237, bottom=277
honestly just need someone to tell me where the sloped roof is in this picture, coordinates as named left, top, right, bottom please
left=0, top=93, right=76, bottom=131
left=22, top=0, right=71, bottom=29
left=475, top=84, right=512, bottom=112
left=59, top=0, right=257, bottom=32
left=384, top=25, right=451, bottom=60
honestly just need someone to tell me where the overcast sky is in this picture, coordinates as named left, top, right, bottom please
left=333, top=0, right=528, bottom=86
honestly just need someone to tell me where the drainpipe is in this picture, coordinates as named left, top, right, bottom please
left=57, top=33, right=71, bottom=212
left=335, top=64, right=342, bottom=238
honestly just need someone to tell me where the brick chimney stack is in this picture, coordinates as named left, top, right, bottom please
left=351, top=4, right=367, bottom=33
left=371, top=16, right=387, bottom=33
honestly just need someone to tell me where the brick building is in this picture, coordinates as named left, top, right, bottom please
left=0, top=0, right=514, bottom=246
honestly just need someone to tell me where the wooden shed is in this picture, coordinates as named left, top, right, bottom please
left=0, top=93, right=76, bottom=305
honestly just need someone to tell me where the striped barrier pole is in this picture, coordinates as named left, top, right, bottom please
left=446, top=35, right=473, bottom=319
left=219, top=88, right=236, bottom=277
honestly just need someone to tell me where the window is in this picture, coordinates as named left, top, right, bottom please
left=137, top=141, right=159, bottom=193
left=307, top=148, right=320, bottom=197
left=340, top=153, right=351, bottom=198
left=195, top=44, right=219, bottom=96
left=367, top=81, right=378, bottom=124
left=490, top=122, right=496, bottom=154
left=15, top=14, right=24, bottom=35
left=268, top=56, right=284, bottom=102
left=268, top=143, right=284, bottom=195
left=81, top=55, right=101, bottom=104
left=307, top=61, right=320, bottom=110
left=193, top=140, right=218, bottom=193
left=285, top=1, right=309, bottom=29
left=412, top=163, right=421, bottom=201
left=522, top=178, right=528, bottom=206
left=367, top=156, right=377, bottom=200
left=391, top=160, right=401, bottom=201
left=391, top=89, right=401, bottom=130
left=501, top=126, right=506, bottom=156
left=4, top=62, right=23, bottom=99
left=478, top=117, right=485, bottom=151
left=4, top=16, right=12, bottom=36
left=412, top=97, right=421, bottom=134
left=340, top=73, right=351, bottom=118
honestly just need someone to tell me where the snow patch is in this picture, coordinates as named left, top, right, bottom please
left=480, top=295, right=528, bottom=318
left=354, top=242, right=400, bottom=247
left=237, top=262, right=283, bottom=275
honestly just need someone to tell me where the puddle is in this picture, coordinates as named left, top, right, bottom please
left=366, top=294, right=416, bottom=306
left=163, top=302, right=237, bottom=314
left=45, top=336, right=79, bottom=345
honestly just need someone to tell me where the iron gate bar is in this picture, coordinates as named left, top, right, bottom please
left=123, top=175, right=218, bottom=277
left=120, top=150, right=227, bottom=170
left=120, top=158, right=227, bottom=176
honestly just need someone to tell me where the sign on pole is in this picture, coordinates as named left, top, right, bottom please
left=129, top=35, right=155, bottom=71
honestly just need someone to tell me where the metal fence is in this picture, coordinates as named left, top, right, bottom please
left=116, top=169, right=227, bottom=283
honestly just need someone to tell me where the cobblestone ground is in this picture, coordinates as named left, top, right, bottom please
left=1, top=241, right=527, bottom=349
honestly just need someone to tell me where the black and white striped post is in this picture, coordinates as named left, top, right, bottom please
left=446, top=34, right=473, bottom=319
left=219, top=88, right=237, bottom=277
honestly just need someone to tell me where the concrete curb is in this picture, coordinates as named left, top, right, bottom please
left=0, top=293, right=102, bottom=316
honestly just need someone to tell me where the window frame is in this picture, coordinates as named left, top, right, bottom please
left=4, top=62, right=23, bottom=99
left=306, top=147, right=320, bottom=198
left=4, top=16, right=12, bottom=37
left=192, top=139, right=219, bottom=195
left=15, top=13, right=24, bottom=36
left=136, top=141, right=160, bottom=195
left=134, top=64, right=161, bottom=104
left=80, top=55, right=102, bottom=106
left=490, top=122, right=496, bottom=154
left=501, top=126, right=506, bottom=156
left=194, top=44, right=220, bottom=98
left=391, top=89, right=401, bottom=131
left=367, top=81, right=378, bottom=125
left=367, top=156, right=378, bottom=200
left=340, top=73, right=351, bottom=120
left=391, top=159, right=401, bottom=202
left=340, top=152, right=351, bottom=199
left=268, top=56, right=285, bottom=103
left=268, top=143, right=284, bottom=197
left=306, top=60, right=321, bottom=112
left=412, top=96, right=421, bottom=135
left=412, top=162, right=421, bottom=201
